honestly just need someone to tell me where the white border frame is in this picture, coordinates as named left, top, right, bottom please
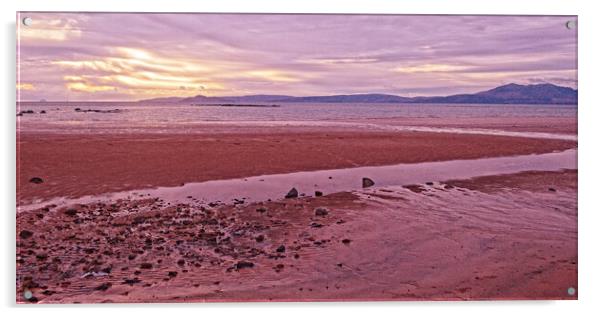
left=2, top=1, right=600, bottom=315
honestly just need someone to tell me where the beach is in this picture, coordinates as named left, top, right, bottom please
left=16, top=114, right=578, bottom=303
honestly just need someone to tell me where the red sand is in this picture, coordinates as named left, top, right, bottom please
left=17, top=131, right=575, bottom=204
left=16, top=170, right=577, bottom=303
left=16, top=119, right=578, bottom=303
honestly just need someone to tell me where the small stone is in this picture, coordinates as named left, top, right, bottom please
left=315, top=191, right=323, bottom=197
left=548, top=187, right=557, bottom=192
left=19, top=230, right=33, bottom=239
left=95, top=282, right=112, bottom=291
left=342, top=239, right=352, bottom=245
left=177, top=259, right=185, bottom=266
left=426, top=182, right=434, bottom=186
left=285, top=188, right=299, bottom=199
left=235, top=261, right=254, bottom=270
left=123, top=278, right=141, bottom=286
left=255, top=235, right=265, bottom=242
left=29, top=177, right=44, bottom=184
left=362, top=177, right=375, bottom=188
left=139, top=262, right=153, bottom=269
left=276, top=245, right=286, bottom=253
left=167, top=271, right=178, bottom=278
left=128, top=254, right=137, bottom=260
left=256, top=207, right=267, bottom=213
left=64, top=209, right=77, bottom=217
left=314, top=207, right=329, bottom=217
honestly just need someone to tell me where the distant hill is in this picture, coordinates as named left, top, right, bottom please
left=412, top=83, right=577, bottom=105
left=138, top=83, right=577, bottom=105
left=274, top=93, right=412, bottom=103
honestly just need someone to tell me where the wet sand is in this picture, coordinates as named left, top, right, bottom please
left=16, top=118, right=578, bottom=303
left=347, top=116, right=577, bottom=134
left=17, top=130, right=575, bottom=205
left=16, top=170, right=577, bottom=303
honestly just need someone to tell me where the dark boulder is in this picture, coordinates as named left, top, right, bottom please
left=362, top=177, right=375, bottom=188
left=285, top=187, right=299, bottom=198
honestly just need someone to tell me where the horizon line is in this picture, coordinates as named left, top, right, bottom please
left=16, top=82, right=577, bottom=103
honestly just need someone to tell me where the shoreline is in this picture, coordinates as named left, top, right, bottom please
left=17, top=129, right=576, bottom=204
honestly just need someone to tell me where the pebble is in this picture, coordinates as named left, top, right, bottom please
left=314, top=207, right=329, bottom=217
left=235, top=261, right=254, bottom=270
left=19, top=230, right=33, bottom=239
left=29, top=177, right=44, bottom=184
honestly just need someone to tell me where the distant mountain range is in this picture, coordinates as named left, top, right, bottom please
left=140, top=83, right=577, bottom=105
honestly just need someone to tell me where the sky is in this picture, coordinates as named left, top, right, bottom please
left=17, top=13, right=577, bottom=101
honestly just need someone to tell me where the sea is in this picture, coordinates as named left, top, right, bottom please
left=16, top=102, right=577, bottom=134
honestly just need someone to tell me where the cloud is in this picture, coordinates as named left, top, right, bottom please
left=18, top=16, right=82, bottom=42
left=17, top=13, right=577, bottom=100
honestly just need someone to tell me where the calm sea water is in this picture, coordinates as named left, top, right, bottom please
left=16, top=102, right=577, bottom=133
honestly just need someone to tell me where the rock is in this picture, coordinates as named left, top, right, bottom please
left=128, top=254, right=137, bottom=260
left=276, top=245, right=286, bottom=253
left=235, top=261, right=254, bottom=270
left=139, top=262, right=153, bottom=269
left=64, top=209, right=78, bottom=217
left=122, top=278, right=141, bottom=286
left=40, top=110, right=46, bottom=114
left=315, top=191, right=323, bottom=197
left=341, top=239, right=352, bottom=245
left=256, top=207, right=267, bottom=213
left=19, top=230, right=33, bottom=239
left=362, top=177, right=375, bottom=188
left=548, top=187, right=557, bottom=192
left=167, top=271, right=178, bottom=278
left=255, top=235, right=265, bottom=242
left=314, top=207, right=329, bottom=217
left=426, top=182, right=434, bottom=186
left=94, top=282, right=112, bottom=291
left=177, top=259, right=185, bottom=266
left=285, top=188, right=299, bottom=198
left=310, top=223, right=323, bottom=228
left=29, top=177, right=44, bottom=184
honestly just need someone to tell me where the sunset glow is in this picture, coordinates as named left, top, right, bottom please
left=17, top=13, right=577, bottom=101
